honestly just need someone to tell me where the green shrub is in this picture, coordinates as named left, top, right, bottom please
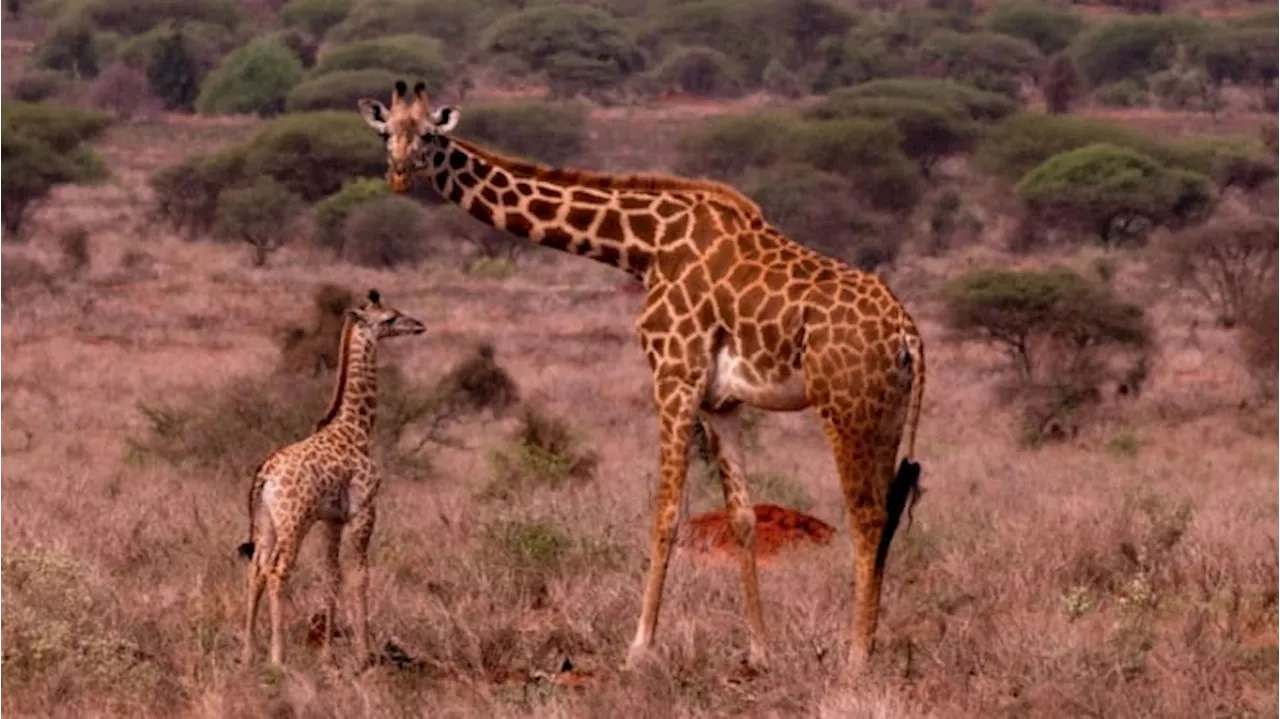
left=920, top=29, right=1043, bottom=97
left=69, top=0, right=237, bottom=35
left=1015, top=143, right=1214, bottom=245
left=1070, top=15, right=1209, bottom=87
left=982, top=0, right=1083, bottom=55
left=1176, top=137, right=1276, bottom=192
left=145, top=26, right=201, bottom=111
left=822, top=78, right=1018, bottom=122
left=33, top=17, right=110, bottom=77
left=212, top=177, right=305, bottom=266
left=286, top=68, right=400, bottom=112
left=83, top=62, right=157, bottom=120
left=239, top=111, right=384, bottom=201
left=481, top=407, right=598, bottom=502
left=795, top=119, right=923, bottom=214
left=313, top=177, right=388, bottom=253
left=281, top=0, right=353, bottom=38
left=1193, top=27, right=1279, bottom=87
left=1094, top=79, right=1148, bottom=107
left=1, top=102, right=111, bottom=237
left=341, top=195, right=430, bottom=268
left=483, top=4, right=644, bottom=98
left=1163, top=216, right=1278, bottom=327
left=460, top=100, right=588, bottom=167
left=8, top=69, right=70, bottom=102
left=675, top=112, right=801, bottom=179
left=645, top=45, right=744, bottom=98
left=195, top=38, right=305, bottom=116
left=741, top=163, right=900, bottom=270
left=804, top=95, right=977, bottom=174
left=1043, top=52, right=1080, bottom=114
left=326, top=0, right=478, bottom=52
left=311, top=34, right=448, bottom=91
left=1149, top=66, right=1217, bottom=111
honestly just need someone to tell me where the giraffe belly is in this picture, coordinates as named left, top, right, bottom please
left=708, top=346, right=810, bottom=412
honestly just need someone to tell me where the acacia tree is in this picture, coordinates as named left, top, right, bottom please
left=213, top=178, right=304, bottom=266
left=1163, top=216, right=1278, bottom=327
left=2, top=102, right=111, bottom=239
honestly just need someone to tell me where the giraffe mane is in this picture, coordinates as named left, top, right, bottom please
left=315, top=317, right=354, bottom=431
left=448, top=136, right=764, bottom=217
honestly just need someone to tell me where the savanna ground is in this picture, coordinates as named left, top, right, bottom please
left=3, top=96, right=1277, bottom=717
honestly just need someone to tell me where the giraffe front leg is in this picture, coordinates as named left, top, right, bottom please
left=701, top=411, right=769, bottom=670
left=627, top=375, right=701, bottom=670
left=346, top=504, right=377, bottom=669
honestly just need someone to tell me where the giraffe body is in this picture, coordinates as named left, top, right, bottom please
left=239, top=289, right=425, bottom=668
left=358, top=82, right=925, bottom=675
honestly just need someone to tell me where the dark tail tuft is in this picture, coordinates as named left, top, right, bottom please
left=237, top=542, right=255, bottom=560
left=875, top=459, right=924, bottom=573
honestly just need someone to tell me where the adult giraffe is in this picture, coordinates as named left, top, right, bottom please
left=357, top=80, right=926, bottom=675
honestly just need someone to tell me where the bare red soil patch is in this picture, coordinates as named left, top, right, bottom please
left=680, top=504, right=837, bottom=563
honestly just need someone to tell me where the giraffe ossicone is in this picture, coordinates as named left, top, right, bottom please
left=356, top=80, right=928, bottom=676
left=238, top=288, right=425, bottom=669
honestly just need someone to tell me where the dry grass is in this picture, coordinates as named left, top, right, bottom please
left=2, top=106, right=1276, bottom=719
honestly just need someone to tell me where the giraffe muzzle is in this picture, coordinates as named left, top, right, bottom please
left=387, top=171, right=410, bottom=193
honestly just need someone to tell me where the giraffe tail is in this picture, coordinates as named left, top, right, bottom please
left=876, top=330, right=926, bottom=572
left=237, top=460, right=267, bottom=561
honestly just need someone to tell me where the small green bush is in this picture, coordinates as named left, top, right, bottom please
left=286, top=68, right=400, bottom=112
left=240, top=111, right=384, bottom=200
left=804, top=95, right=977, bottom=174
left=69, top=0, right=238, bottom=35
left=8, top=69, right=70, bottom=102
left=823, top=78, right=1018, bottom=122
left=675, top=112, right=801, bottom=179
left=481, top=407, right=598, bottom=502
left=1094, top=79, right=1149, bottom=107
left=149, top=148, right=246, bottom=237
left=645, top=45, right=744, bottom=98
left=1015, top=142, right=1214, bottom=245
left=195, top=38, right=305, bottom=117
left=341, top=194, right=430, bottom=268
left=212, top=177, right=305, bottom=266
left=281, top=0, right=353, bottom=39
left=2, top=102, right=111, bottom=237
left=1070, top=15, right=1209, bottom=87
left=983, top=0, right=1084, bottom=55
left=311, top=34, right=448, bottom=92
left=326, top=0, right=478, bottom=52
left=1194, top=27, right=1279, bottom=87
left=313, top=177, right=388, bottom=252
left=482, top=4, right=644, bottom=98
left=1149, top=66, right=1216, bottom=111
left=33, top=17, right=110, bottom=77
left=920, top=29, right=1043, bottom=97
left=795, top=119, right=923, bottom=214
left=145, top=26, right=202, bottom=111
left=460, top=100, right=588, bottom=167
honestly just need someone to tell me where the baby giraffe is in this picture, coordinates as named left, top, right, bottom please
left=238, top=289, right=425, bottom=668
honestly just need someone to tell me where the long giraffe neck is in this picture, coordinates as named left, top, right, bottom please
left=412, top=135, right=764, bottom=278
left=315, top=320, right=377, bottom=446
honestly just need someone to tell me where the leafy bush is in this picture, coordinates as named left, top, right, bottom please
left=326, top=0, right=478, bottom=52
left=145, top=26, right=201, bottom=111
left=1015, top=143, right=1214, bottom=245
left=983, top=0, right=1083, bottom=55
left=311, top=34, right=448, bottom=92
left=148, top=148, right=245, bottom=236
left=281, top=0, right=353, bottom=38
left=822, top=78, right=1018, bottom=122
left=460, top=100, right=587, bottom=167
left=926, top=189, right=982, bottom=255
left=239, top=111, right=384, bottom=200
left=920, top=29, right=1043, bottom=97
left=33, top=17, right=109, bottom=77
left=1193, top=26, right=1278, bottom=87
left=644, top=45, right=744, bottom=98
left=741, top=163, right=900, bottom=270
left=286, top=68, right=400, bottom=112
left=313, top=177, right=387, bottom=252
left=795, top=119, right=923, bottom=214
left=67, top=0, right=237, bottom=35
left=674, top=112, right=800, bottom=179
left=195, top=38, right=305, bottom=116
left=1148, top=66, right=1216, bottom=111
left=341, top=195, right=430, bottom=268
left=1043, top=52, right=1080, bottom=114
left=482, top=4, right=644, bottom=98
left=8, top=69, right=69, bottom=102
left=1162, top=216, right=1278, bottom=327
left=1094, top=79, right=1148, bottom=107
left=943, top=267, right=1151, bottom=443
left=433, top=343, right=520, bottom=420
left=804, top=95, right=977, bottom=174
left=83, top=62, right=157, bottom=120
left=481, top=407, right=598, bottom=502
left=212, top=177, right=305, bottom=266
left=1, top=102, right=111, bottom=238
left=1070, top=15, right=1209, bottom=87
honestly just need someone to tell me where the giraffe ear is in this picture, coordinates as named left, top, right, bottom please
left=366, top=288, right=382, bottom=306
left=412, top=81, right=428, bottom=104
left=431, top=106, right=460, bottom=134
left=357, top=98, right=389, bottom=133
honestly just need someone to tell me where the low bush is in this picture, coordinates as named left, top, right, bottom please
left=795, top=119, right=923, bottom=214
left=83, top=62, right=158, bottom=120
left=340, top=195, right=430, bottom=268
left=433, top=343, right=520, bottom=420
left=325, top=0, right=478, bottom=53
left=1043, top=52, right=1080, bottom=114
left=1094, top=79, right=1148, bottom=107
left=983, top=0, right=1084, bottom=55
left=8, top=69, right=69, bottom=102
left=919, top=29, right=1043, bottom=97
left=805, top=95, right=977, bottom=174
left=68, top=0, right=238, bottom=36
left=312, top=177, right=387, bottom=253
left=33, top=17, right=109, bottom=78
left=644, top=45, right=744, bottom=98
left=239, top=111, right=385, bottom=200
left=195, top=38, right=304, bottom=117
left=2, top=102, right=111, bottom=238
left=459, top=100, right=587, bottom=167
left=1149, top=66, right=1216, bottom=111
left=481, top=407, right=598, bottom=502
left=311, top=34, right=448, bottom=92
left=1015, top=143, right=1214, bottom=245
left=1193, top=26, right=1278, bottom=87
left=145, top=26, right=202, bottom=111
left=1070, top=15, right=1209, bottom=87
left=212, top=177, right=305, bottom=266
left=285, top=68, right=400, bottom=112
left=149, top=148, right=246, bottom=237
left=1162, top=216, right=1278, bottom=327
left=281, top=0, right=353, bottom=38
left=821, top=78, right=1018, bottom=122
left=674, top=112, right=800, bottom=179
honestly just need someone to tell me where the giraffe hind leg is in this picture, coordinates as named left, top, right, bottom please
left=242, top=519, right=275, bottom=665
left=700, top=410, right=768, bottom=669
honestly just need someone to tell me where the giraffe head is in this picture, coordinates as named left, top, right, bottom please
left=357, top=80, right=460, bottom=193
left=346, top=289, right=426, bottom=339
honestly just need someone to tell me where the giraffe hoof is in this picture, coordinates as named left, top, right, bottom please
left=746, top=646, right=770, bottom=674
left=623, top=644, right=656, bottom=672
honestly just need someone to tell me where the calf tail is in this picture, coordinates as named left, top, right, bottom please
left=237, top=460, right=267, bottom=560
